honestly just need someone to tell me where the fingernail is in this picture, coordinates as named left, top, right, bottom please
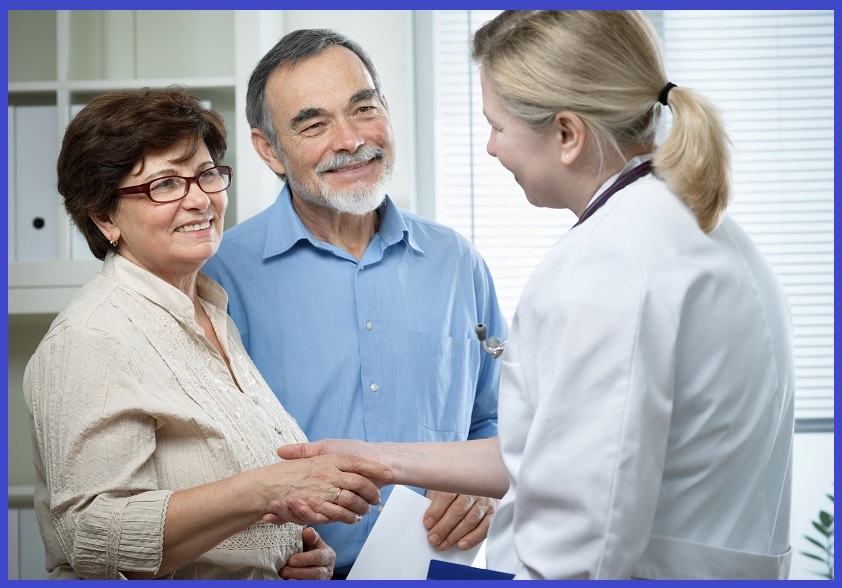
left=355, top=514, right=362, bottom=523
left=424, top=517, right=434, bottom=529
left=384, top=470, right=394, bottom=480
left=458, top=540, right=469, bottom=550
left=428, top=533, right=440, bottom=545
left=438, top=540, right=449, bottom=550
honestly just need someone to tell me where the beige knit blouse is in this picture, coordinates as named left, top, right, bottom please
left=24, top=251, right=308, bottom=579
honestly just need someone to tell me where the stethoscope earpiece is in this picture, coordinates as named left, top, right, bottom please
left=475, top=323, right=506, bottom=359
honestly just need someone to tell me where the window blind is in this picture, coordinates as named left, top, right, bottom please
left=431, top=10, right=834, bottom=422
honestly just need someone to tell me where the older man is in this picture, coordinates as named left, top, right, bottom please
left=203, top=29, right=507, bottom=577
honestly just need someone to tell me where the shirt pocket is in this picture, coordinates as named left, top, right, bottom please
left=407, top=332, right=481, bottom=435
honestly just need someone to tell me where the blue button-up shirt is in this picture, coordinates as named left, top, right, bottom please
left=203, top=185, right=507, bottom=573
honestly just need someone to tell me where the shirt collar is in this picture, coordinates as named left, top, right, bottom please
left=102, top=250, right=229, bottom=323
left=262, top=183, right=423, bottom=259
left=584, top=153, right=655, bottom=211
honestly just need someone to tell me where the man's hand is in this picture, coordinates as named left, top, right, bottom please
left=279, top=527, right=335, bottom=580
left=424, top=490, right=498, bottom=551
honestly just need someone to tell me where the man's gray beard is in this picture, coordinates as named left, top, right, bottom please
left=289, top=171, right=391, bottom=216
left=320, top=168, right=391, bottom=215
left=285, top=147, right=393, bottom=215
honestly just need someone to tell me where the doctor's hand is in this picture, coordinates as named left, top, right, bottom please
left=424, top=490, right=498, bottom=551
left=279, top=527, right=335, bottom=580
left=277, top=439, right=378, bottom=465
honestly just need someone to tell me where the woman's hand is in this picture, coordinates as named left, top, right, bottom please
left=279, top=527, right=335, bottom=580
left=259, top=453, right=393, bottom=526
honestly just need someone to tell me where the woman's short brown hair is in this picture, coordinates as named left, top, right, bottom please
left=57, top=86, right=228, bottom=259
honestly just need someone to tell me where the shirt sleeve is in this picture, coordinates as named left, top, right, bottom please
left=468, top=255, right=508, bottom=440
left=25, top=325, right=172, bottom=579
left=509, top=240, right=677, bottom=579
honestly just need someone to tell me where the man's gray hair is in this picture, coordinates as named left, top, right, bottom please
left=246, top=28, right=384, bottom=156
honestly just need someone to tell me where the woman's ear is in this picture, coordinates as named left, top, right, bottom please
left=554, top=111, right=587, bottom=165
left=91, top=213, right=119, bottom=244
left=251, top=129, right=287, bottom=177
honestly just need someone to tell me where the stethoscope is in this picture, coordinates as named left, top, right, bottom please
left=475, top=323, right=506, bottom=359
left=474, top=159, right=653, bottom=361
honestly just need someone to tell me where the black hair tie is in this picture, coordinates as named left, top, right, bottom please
left=658, top=82, right=677, bottom=106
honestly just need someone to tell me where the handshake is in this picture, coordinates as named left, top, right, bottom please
left=260, top=439, right=395, bottom=528
left=263, top=438, right=501, bottom=579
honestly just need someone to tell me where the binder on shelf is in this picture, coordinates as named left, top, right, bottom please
left=8, top=105, right=16, bottom=262
left=13, top=105, right=60, bottom=262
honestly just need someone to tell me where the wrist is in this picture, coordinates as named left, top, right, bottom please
left=376, top=442, right=404, bottom=485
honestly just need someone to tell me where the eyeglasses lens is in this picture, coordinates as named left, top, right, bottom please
left=147, top=167, right=231, bottom=202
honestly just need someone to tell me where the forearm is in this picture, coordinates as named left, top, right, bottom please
left=125, top=468, right=269, bottom=579
left=125, top=453, right=388, bottom=578
left=378, top=438, right=508, bottom=499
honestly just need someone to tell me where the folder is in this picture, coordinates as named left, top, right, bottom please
left=13, top=105, right=60, bottom=261
left=8, top=105, right=16, bottom=262
left=427, top=559, right=515, bottom=580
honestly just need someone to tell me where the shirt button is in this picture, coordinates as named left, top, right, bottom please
left=366, top=321, right=373, bottom=330
left=275, top=426, right=283, bottom=434
left=370, top=383, right=379, bottom=392
left=360, top=265, right=365, bottom=270
left=377, top=505, right=383, bottom=513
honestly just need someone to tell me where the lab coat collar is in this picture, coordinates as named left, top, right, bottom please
left=583, top=153, right=655, bottom=212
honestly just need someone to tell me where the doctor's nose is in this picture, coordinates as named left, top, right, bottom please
left=486, top=134, right=497, bottom=158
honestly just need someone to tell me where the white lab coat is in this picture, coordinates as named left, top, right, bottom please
left=486, top=158, right=795, bottom=579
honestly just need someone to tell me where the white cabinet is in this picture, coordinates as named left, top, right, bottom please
left=7, top=506, right=48, bottom=580
left=7, top=9, right=283, bottom=315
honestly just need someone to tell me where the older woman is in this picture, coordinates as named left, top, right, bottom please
left=23, top=87, right=392, bottom=580
left=279, top=10, right=795, bottom=580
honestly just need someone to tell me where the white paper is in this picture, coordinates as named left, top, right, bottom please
left=347, top=484, right=483, bottom=579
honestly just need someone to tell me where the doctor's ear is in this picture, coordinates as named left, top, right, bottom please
left=554, top=111, right=587, bottom=164
left=251, top=129, right=287, bottom=177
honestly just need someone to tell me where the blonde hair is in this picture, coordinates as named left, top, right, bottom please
left=472, top=10, right=730, bottom=233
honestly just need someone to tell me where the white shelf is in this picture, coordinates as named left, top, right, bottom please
left=8, top=261, right=101, bottom=315
left=9, top=77, right=238, bottom=94
left=8, top=486, right=35, bottom=509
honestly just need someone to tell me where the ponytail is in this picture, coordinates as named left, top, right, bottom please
left=653, top=86, right=731, bottom=233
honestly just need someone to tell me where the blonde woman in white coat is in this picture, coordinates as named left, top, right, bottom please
left=278, top=10, right=796, bottom=580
